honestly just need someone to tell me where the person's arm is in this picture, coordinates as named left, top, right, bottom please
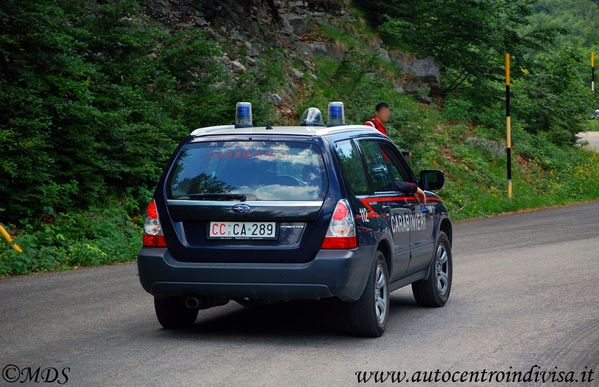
left=395, top=181, right=427, bottom=204
left=395, top=181, right=417, bottom=194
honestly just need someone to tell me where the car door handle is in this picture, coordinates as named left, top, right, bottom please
left=381, top=205, right=391, bottom=214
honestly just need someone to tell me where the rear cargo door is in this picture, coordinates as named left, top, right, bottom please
left=156, top=137, right=332, bottom=263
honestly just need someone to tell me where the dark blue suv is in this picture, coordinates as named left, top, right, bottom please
left=138, top=103, right=452, bottom=337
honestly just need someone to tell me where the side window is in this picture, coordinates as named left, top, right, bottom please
left=378, top=141, right=412, bottom=183
left=357, top=140, right=396, bottom=192
left=334, top=140, right=369, bottom=195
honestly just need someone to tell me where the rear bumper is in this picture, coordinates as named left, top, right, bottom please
left=137, top=246, right=375, bottom=302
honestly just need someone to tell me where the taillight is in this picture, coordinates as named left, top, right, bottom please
left=143, top=199, right=167, bottom=247
left=321, top=199, right=357, bottom=249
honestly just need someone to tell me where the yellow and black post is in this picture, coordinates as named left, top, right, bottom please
left=0, top=224, right=22, bottom=253
left=506, top=53, right=512, bottom=199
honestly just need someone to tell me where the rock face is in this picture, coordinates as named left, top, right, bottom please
left=388, top=51, right=440, bottom=94
left=392, top=52, right=439, bottom=79
left=296, top=41, right=330, bottom=56
left=143, top=0, right=441, bottom=107
left=467, top=137, right=505, bottom=158
left=281, top=13, right=309, bottom=34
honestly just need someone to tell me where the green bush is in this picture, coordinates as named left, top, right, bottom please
left=0, top=0, right=243, bottom=223
left=0, top=197, right=142, bottom=277
left=442, top=96, right=474, bottom=123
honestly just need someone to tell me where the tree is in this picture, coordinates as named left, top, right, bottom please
left=355, top=0, right=557, bottom=93
left=0, top=0, right=228, bottom=222
left=512, top=44, right=594, bottom=145
left=527, top=0, right=599, bottom=48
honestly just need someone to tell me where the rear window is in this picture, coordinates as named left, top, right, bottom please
left=167, top=141, right=328, bottom=201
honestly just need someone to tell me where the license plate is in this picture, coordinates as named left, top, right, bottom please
left=208, top=221, right=277, bottom=240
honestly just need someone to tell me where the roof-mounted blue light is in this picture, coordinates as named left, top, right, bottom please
left=235, top=102, right=252, bottom=128
left=327, top=101, right=345, bottom=127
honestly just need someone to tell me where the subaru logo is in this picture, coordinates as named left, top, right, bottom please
left=232, top=204, right=251, bottom=214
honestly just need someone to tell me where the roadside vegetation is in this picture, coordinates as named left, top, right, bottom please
left=1, top=0, right=598, bottom=276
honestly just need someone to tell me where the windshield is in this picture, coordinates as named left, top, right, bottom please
left=167, top=140, right=328, bottom=201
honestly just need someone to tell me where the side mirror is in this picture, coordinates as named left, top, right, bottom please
left=401, top=150, right=412, bottom=157
left=419, top=170, right=445, bottom=191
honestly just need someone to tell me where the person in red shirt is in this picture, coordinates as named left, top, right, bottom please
left=364, top=102, right=427, bottom=203
left=364, top=102, right=390, bottom=135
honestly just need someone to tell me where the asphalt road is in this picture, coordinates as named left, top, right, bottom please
left=580, top=131, right=599, bottom=151
left=1, top=202, right=598, bottom=386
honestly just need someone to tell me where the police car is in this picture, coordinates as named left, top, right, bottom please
left=137, top=102, right=452, bottom=337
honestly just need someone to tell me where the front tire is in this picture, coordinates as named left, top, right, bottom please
left=347, top=251, right=389, bottom=337
left=154, top=296, right=198, bottom=329
left=412, top=232, right=452, bottom=307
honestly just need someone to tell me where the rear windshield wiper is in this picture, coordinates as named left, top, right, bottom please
left=180, top=193, right=246, bottom=201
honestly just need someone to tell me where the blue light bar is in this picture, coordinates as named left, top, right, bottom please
left=235, top=102, right=252, bottom=128
left=327, top=101, right=345, bottom=127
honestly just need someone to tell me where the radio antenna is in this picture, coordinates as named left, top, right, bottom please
left=265, top=97, right=273, bottom=130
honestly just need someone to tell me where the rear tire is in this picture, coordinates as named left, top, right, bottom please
left=412, top=232, right=452, bottom=307
left=154, top=296, right=198, bottom=329
left=346, top=251, right=389, bottom=337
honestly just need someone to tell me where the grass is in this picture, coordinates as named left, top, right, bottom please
left=394, top=104, right=599, bottom=221
left=584, top=119, right=599, bottom=131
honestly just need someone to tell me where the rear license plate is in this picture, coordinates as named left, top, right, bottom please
left=208, top=222, right=277, bottom=240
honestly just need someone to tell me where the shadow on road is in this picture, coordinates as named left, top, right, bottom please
left=146, top=293, right=421, bottom=339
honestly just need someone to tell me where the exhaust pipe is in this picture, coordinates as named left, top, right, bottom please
left=184, top=296, right=201, bottom=309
